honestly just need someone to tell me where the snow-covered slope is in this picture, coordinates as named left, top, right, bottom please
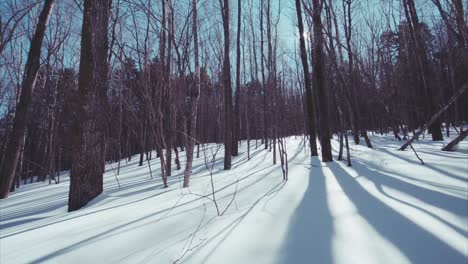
left=1, top=134, right=467, bottom=264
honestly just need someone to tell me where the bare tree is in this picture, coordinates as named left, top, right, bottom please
left=220, top=0, right=233, bottom=170
left=311, top=0, right=332, bottom=161
left=0, top=0, right=55, bottom=199
left=294, top=0, right=318, bottom=157
left=183, top=0, right=201, bottom=188
left=232, top=0, right=242, bottom=157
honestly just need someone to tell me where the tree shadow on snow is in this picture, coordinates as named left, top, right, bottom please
left=328, top=162, right=466, bottom=264
left=380, top=148, right=468, bottom=184
left=278, top=157, right=334, bottom=264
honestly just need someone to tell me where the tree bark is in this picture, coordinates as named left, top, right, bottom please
left=68, top=0, right=110, bottom=212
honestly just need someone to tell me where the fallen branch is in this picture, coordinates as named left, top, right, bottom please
left=442, top=129, right=468, bottom=151
left=173, top=202, right=208, bottom=264
left=399, top=82, right=468, bottom=151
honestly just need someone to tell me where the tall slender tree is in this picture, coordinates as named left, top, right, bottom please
left=220, top=0, right=233, bottom=170
left=232, top=0, right=242, bottom=157
left=403, top=0, right=443, bottom=140
left=311, top=0, right=333, bottom=161
left=294, top=0, right=318, bottom=157
left=183, top=0, right=201, bottom=187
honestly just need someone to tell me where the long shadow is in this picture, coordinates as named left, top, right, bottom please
left=0, top=216, right=48, bottom=230
left=363, top=164, right=467, bottom=195
left=278, top=158, right=334, bottom=264
left=329, top=162, right=466, bottom=263
left=0, top=189, right=69, bottom=222
left=352, top=160, right=467, bottom=237
left=27, top=161, right=289, bottom=263
left=196, top=181, right=287, bottom=263
left=415, top=149, right=468, bottom=160
left=86, top=164, right=290, bottom=252
left=1, top=148, right=263, bottom=232
left=1, top=157, right=282, bottom=240
left=381, top=148, right=468, bottom=184
left=351, top=161, right=468, bottom=217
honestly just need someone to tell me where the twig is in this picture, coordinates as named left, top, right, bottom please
left=173, top=199, right=208, bottom=264
left=409, top=143, right=424, bottom=165
left=108, top=163, right=121, bottom=188
left=220, top=179, right=238, bottom=216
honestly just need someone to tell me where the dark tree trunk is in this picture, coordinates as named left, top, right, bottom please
left=164, top=1, right=174, bottom=177
left=68, top=0, right=110, bottom=212
left=399, top=82, right=468, bottom=150
left=404, top=0, right=443, bottom=141
left=260, top=0, right=269, bottom=150
left=442, top=129, right=468, bottom=151
left=294, top=0, right=318, bottom=157
left=232, top=0, right=242, bottom=157
left=338, top=132, right=344, bottom=160
left=174, top=146, right=181, bottom=170
left=0, top=0, right=55, bottom=199
left=221, top=0, right=233, bottom=170
left=311, top=0, right=333, bottom=162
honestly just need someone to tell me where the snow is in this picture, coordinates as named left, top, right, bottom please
left=1, top=134, right=467, bottom=264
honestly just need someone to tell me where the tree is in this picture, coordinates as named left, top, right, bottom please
left=311, top=0, right=332, bottom=162
left=0, top=0, right=55, bottom=199
left=183, top=0, right=201, bottom=187
left=403, top=0, right=443, bottom=141
left=68, top=0, right=111, bottom=212
left=294, top=0, right=318, bottom=157
left=232, top=0, right=242, bottom=157
left=220, top=0, right=233, bottom=170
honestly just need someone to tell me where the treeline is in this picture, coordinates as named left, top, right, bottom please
left=0, top=0, right=466, bottom=211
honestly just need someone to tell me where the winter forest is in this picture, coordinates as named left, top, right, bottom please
left=0, top=0, right=467, bottom=263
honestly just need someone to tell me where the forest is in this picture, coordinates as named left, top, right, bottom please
left=0, top=0, right=467, bottom=263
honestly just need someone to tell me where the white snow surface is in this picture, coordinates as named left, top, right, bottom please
left=1, top=134, right=467, bottom=264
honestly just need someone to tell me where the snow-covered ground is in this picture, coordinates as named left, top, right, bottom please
left=1, top=134, right=467, bottom=264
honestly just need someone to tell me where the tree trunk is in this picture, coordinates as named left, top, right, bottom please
left=0, top=0, right=55, bottom=199
left=221, top=0, right=233, bottom=170
left=399, top=82, right=468, bottom=150
left=183, top=0, right=201, bottom=187
left=260, top=0, right=269, bottom=150
left=294, top=0, right=318, bottom=157
left=311, top=0, right=332, bottom=162
left=232, top=0, right=242, bottom=157
left=442, top=129, right=468, bottom=151
left=404, top=0, right=443, bottom=141
left=68, top=0, right=110, bottom=212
